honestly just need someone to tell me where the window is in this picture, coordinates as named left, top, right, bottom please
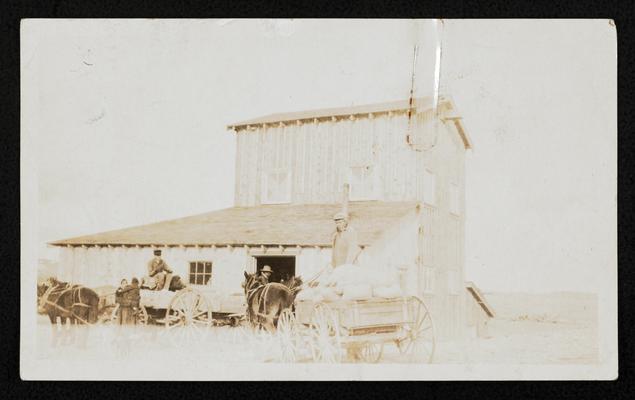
left=349, top=165, right=376, bottom=200
left=449, top=182, right=460, bottom=215
left=189, top=261, right=212, bottom=285
left=423, top=169, right=436, bottom=206
left=262, top=170, right=291, bottom=204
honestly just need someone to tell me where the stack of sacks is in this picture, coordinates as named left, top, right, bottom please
left=372, top=284, right=402, bottom=298
left=296, top=285, right=341, bottom=302
left=341, top=283, right=373, bottom=300
left=325, top=264, right=370, bottom=286
left=369, top=266, right=404, bottom=298
left=329, top=264, right=373, bottom=300
left=297, top=264, right=405, bottom=301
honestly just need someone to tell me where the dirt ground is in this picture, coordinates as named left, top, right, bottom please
left=35, top=292, right=598, bottom=364
left=434, top=292, right=598, bottom=364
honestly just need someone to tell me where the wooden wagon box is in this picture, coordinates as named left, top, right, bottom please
left=296, top=297, right=412, bottom=333
left=139, top=289, right=174, bottom=309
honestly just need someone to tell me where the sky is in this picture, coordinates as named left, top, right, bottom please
left=22, top=19, right=616, bottom=293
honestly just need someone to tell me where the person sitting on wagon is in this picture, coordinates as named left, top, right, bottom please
left=256, top=265, right=273, bottom=286
left=147, top=249, right=173, bottom=291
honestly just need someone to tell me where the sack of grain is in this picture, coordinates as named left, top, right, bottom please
left=320, top=287, right=341, bottom=301
left=372, top=284, right=403, bottom=298
left=329, top=264, right=370, bottom=286
left=368, top=266, right=400, bottom=288
left=341, top=283, right=373, bottom=300
left=296, top=288, right=314, bottom=301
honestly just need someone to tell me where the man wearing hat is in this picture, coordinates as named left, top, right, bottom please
left=256, top=265, right=273, bottom=286
left=147, top=249, right=173, bottom=291
left=331, top=212, right=361, bottom=268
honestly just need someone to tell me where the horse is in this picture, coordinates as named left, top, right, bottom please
left=38, top=278, right=101, bottom=347
left=37, top=282, right=50, bottom=314
left=242, top=271, right=303, bottom=333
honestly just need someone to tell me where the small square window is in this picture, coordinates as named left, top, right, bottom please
left=262, top=170, right=291, bottom=204
left=189, top=261, right=213, bottom=286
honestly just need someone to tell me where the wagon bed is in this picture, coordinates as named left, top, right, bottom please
left=277, top=296, right=435, bottom=363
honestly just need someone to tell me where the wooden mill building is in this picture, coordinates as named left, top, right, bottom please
left=50, top=96, right=474, bottom=339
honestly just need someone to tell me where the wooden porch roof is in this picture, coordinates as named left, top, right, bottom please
left=49, top=201, right=419, bottom=248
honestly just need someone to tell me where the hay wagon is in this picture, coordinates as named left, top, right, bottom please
left=106, top=287, right=213, bottom=329
left=276, top=296, right=435, bottom=363
left=105, top=286, right=246, bottom=327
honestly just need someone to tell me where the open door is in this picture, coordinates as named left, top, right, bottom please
left=255, top=256, right=296, bottom=284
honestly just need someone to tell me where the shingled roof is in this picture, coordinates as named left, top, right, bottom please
left=49, top=201, right=419, bottom=247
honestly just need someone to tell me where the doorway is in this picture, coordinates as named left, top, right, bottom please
left=255, top=256, right=296, bottom=284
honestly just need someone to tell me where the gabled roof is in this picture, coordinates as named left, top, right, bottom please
left=227, top=96, right=472, bottom=150
left=50, top=202, right=419, bottom=247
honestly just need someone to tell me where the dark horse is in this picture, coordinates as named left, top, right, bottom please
left=242, top=272, right=303, bottom=332
left=38, top=278, right=101, bottom=346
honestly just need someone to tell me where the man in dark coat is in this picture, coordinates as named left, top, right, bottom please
left=256, top=265, right=273, bottom=286
left=115, top=279, right=132, bottom=325
left=126, top=278, right=141, bottom=325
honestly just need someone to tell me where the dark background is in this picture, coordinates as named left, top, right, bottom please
left=2, top=0, right=633, bottom=398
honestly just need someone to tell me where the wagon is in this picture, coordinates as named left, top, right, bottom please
left=276, top=296, right=435, bottom=363
left=107, top=287, right=214, bottom=331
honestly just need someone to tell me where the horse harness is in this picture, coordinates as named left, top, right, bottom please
left=40, top=284, right=94, bottom=325
left=245, top=277, right=304, bottom=323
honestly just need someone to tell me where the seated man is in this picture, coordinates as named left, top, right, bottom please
left=147, top=249, right=173, bottom=291
left=256, top=265, right=273, bottom=286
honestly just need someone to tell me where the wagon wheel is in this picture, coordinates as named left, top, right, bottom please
left=135, top=305, right=148, bottom=325
left=164, top=288, right=213, bottom=344
left=276, top=308, right=299, bottom=362
left=349, top=342, right=384, bottom=363
left=395, top=296, right=435, bottom=363
left=105, top=304, right=148, bottom=326
left=309, top=303, right=342, bottom=363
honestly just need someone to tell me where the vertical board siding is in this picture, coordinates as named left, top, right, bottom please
left=234, top=113, right=457, bottom=206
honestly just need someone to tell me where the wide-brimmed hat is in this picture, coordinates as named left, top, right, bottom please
left=261, top=265, right=273, bottom=273
left=333, top=212, right=348, bottom=221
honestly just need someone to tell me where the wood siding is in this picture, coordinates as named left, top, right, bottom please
left=234, top=106, right=458, bottom=207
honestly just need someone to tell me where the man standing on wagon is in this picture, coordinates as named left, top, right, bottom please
left=147, top=249, right=173, bottom=291
left=331, top=212, right=361, bottom=268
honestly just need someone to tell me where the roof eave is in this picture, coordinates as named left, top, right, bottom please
left=226, top=97, right=446, bottom=132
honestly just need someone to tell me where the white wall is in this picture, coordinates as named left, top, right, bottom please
left=56, top=245, right=332, bottom=293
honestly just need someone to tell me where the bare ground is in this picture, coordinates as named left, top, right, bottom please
left=35, top=292, right=598, bottom=364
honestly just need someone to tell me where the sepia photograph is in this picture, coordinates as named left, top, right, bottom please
left=20, top=19, right=617, bottom=380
